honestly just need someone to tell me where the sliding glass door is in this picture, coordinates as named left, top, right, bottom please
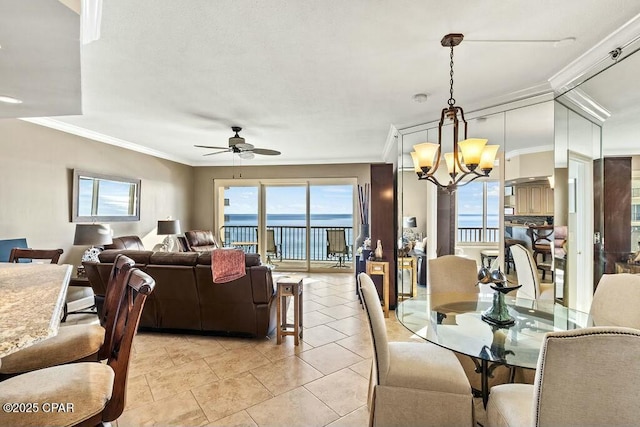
left=214, top=179, right=355, bottom=272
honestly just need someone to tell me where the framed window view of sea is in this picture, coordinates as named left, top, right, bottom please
left=456, top=181, right=499, bottom=243
left=72, top=169, right=141, bottom=222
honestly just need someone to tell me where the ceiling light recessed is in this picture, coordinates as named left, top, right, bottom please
left=0, top=95, right=23, bottom=104
left=412, top=93, right=429, bottom=103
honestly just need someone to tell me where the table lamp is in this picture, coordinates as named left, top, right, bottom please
left=158, top=219, right=181, bottom=252
left=73, top=223, right=113, bottom=264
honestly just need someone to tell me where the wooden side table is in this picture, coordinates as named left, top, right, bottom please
left=366, top=260, right=389, bottom=317
left=397, top=257, right=417, bottom=298
left=276, top=277, right=303, bottom=345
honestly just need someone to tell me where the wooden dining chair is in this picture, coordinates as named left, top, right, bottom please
left=8, top=248, right=63, bottom=264
left=358, top=273, right=473, bottom=426
left=0, top=254, right=135, bottom=376
left=486, top=327, right=640, bottom=427
left=0, top=267, right=155, bottom=426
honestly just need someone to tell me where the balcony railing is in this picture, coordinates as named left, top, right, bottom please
left=458, top=227, right=500, bottom=243
left=223, top=225, right=495, bottom=262
left=222, top=225, right=354, bottom=261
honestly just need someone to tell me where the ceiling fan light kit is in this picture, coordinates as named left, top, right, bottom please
left=410, top=33, right=499, bottom=193
left=194, top=126, right=281, bottom=158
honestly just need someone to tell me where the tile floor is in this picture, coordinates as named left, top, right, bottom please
left=65, top=272, right=485, bottom=426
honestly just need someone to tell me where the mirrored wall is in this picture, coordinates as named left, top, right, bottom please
left=556, top=40, right=640, bottom=311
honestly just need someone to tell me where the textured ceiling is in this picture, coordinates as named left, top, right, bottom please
left=3, top=1, right=640, bottom=165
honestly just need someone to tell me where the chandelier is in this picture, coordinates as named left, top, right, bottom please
left=411, top=33, right=499, bottom=193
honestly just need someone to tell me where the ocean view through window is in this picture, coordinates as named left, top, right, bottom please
left=220, top=184, right=354, bottom=266
left=456, top=181, right=499, bottom=243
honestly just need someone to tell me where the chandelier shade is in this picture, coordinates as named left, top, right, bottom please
left=411, top=33, right=499, bottom=192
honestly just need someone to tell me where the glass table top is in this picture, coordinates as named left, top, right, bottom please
left=396, top=292, right=593, bottom=369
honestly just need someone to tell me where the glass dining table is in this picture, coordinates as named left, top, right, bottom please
left=395, top=291, right=593, bottom=407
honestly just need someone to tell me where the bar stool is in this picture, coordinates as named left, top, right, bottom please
left=276, top=277, right=303, bottom=345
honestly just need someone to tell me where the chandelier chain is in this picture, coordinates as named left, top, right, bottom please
left=448, top=45, right=455, bottom=106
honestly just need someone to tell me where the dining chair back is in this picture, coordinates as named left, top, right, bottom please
left=590, top=273, right=640, bottom=329
left=428, top=255, right=478, bottom=293
left=510, top=244, right=544, bottom=300
left=8, top=248, right=63, bottom=264
left=487, top=327, right=640, bottom=427
left=0, top=268, right=156, bottom=426
left=98, top=254, right=136, bottom=359
left=358, top=273, right=473, bottom=426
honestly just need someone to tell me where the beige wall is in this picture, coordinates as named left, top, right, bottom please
left=192, top=164, right=371, bottom=231
left=0, top=119, right=194, bottom=265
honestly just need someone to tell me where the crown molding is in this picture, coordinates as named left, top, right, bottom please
left=557, top=88, right=611, bottom=124
left=549, top=12, right=640, bottom=93
left=21, top=117, right=193, bottom=165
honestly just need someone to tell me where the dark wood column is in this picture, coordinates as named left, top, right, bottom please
left=594, top=157, right=631, bottom=290
left=370, top=164, right=397, bottom=308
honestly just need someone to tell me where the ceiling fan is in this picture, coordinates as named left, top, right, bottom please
left=194, top=127, right=281, bottom=159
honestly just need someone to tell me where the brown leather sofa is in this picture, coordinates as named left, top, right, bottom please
left=83, top=250, right=277, bottom=337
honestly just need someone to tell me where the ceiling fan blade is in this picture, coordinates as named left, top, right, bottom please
left=235, top=142, right=254, bottom=150
left=194, top=145, right=229, bottom=150
left=251, top=148, right=281, bottom=156
left=203, top=149, right=231, bottom=156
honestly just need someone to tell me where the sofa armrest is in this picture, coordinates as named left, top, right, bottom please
left=249, top=266, right=275, bottom=304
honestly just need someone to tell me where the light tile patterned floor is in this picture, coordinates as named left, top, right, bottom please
left=65, top=272, right=485, bottom=426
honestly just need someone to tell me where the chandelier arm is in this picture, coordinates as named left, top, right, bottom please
left=418, top=172, right=449, bottom=190
left=452, top=107, right=471, bottom=174
left=451, top=171, right=487, bottom=188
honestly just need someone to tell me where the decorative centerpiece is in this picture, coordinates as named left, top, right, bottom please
left=477, top=267, right=521, bottom=327
left=355, top=184, right=370, bottom=250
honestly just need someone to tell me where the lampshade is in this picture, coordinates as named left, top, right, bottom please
left=413, top=142, right=440, bottom=172
left=458, top=138, right=488, bottom=167
left=479, top=145, right=500, bottom=171
left=158, top=219, right=181, bottom=235
left=403, top=217, right=417, bottom=228
left=73, top=223, right=112, bottom=246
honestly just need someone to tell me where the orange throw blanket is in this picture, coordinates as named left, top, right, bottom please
left=211, top=248, right=246, bottom=283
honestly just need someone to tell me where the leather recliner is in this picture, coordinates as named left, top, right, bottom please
left=184, top=230, right=219, bottom=252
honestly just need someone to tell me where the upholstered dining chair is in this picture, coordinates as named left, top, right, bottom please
left=509, top=244, right=554, bottom=300
left=428, top=255, right=478, bottom=293
left=427, top=254, right=512, bottom=395
left=486, top=327, right=640, bottom=427
left=358, top=273, right=473, bottom=426
left=0, top=254, right=135, bottom=376
left=590, top=273, right=640, bottom=329
left=0, top=267, right=155, bottom=426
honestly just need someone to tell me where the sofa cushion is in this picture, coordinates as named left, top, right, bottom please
left=99, top=249, right=153, bottom=264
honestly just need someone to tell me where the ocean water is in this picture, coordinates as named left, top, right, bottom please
left=223, top=213, right=354, bottom=260
left=458, top=214, right=499, bottom=228
left=225, top=213, right=353, bottom=227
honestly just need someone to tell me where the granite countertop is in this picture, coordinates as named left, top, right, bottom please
left=0, top=263, right=72, bottom=358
